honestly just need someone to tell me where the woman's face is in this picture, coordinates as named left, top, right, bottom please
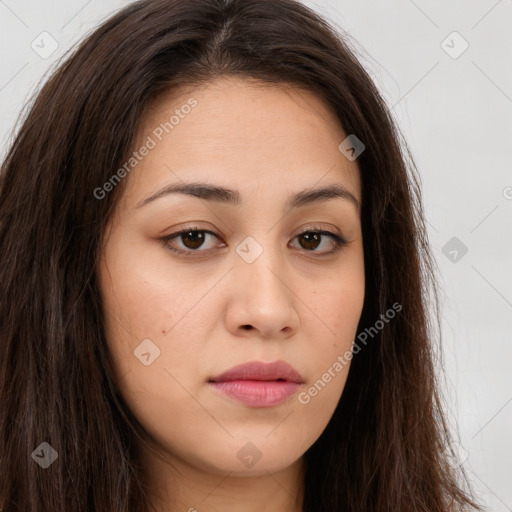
left=97, top=77, right=365, bottom=477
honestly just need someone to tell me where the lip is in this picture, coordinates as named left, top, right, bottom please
left=208, top=360, right=304, bottom=407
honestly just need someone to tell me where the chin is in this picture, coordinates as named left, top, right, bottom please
left=188, top=439, right=302, bottom=476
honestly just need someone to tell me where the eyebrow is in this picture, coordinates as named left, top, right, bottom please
left=135, top=181, right=360, bottom=211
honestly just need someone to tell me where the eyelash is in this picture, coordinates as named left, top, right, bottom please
left=160, top=225, right=348, bottom=257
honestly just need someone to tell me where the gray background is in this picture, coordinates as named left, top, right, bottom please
left=1, top=0, right=511, bottom=509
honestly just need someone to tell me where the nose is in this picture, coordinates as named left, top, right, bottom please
left=223, top=242, right=300, bottom=339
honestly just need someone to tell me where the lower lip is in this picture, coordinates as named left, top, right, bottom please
left=209, top=380, right=301, bottom=407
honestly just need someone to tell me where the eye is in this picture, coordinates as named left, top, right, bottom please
left=160, top=226, right=224, bottom=256
left=289, top=228, right=348, bottom=255
left=160, top=225, right=348, bottom=256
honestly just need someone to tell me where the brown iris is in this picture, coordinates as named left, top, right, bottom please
left=180, top=230, right=206, bottom=250
left=297, top=232, right=321, bottom=251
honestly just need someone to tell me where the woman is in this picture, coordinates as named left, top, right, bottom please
left=0, top=0, right=482, bottom=510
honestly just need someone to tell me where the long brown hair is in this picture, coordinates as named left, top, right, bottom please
left=0, top=0, right=482, bottom=510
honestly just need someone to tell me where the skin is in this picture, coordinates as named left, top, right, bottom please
left=97, top=77, right=365, bottom=512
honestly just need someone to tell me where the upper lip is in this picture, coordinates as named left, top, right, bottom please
left=209, top=360, right=304, bottom=384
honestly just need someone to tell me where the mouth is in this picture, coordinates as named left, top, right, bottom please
left=208, top=360, right=304, bottom=407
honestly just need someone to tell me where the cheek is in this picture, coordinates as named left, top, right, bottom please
left=96, top=239, right=184, bottom=374
left=98, top=261, right=166, bottom=342
left=97, top=239, right=218, bottom=393
left=97, top=250, right=211, bottom=450
left=305, top=254, right=365, bottom=342
left=298, top=261, right=365, bottom=403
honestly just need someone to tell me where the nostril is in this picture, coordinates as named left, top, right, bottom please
left=242, top=325, right=252, bottom=330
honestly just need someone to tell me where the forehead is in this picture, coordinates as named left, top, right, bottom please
left=123, top=77, right=361, bottom=209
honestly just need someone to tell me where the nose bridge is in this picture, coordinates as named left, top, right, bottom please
left=235, top=233, right=289, bottom=299
left=227, top=232, right=298, bottom=337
